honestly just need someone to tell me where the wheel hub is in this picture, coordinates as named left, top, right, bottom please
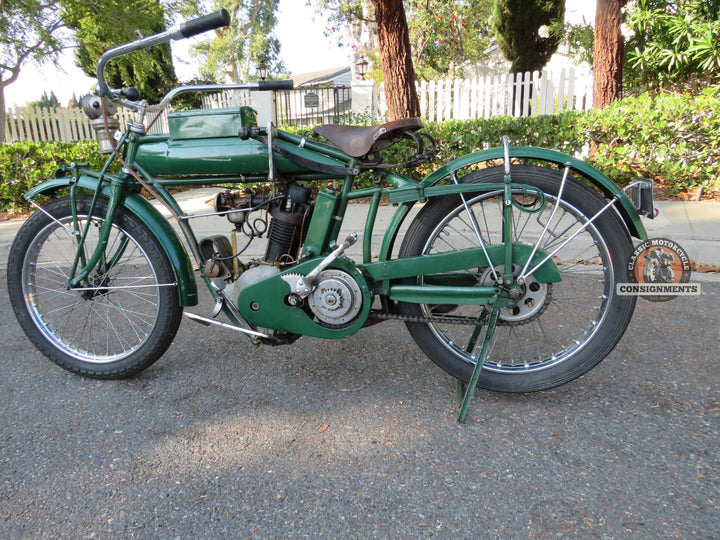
left=480, top=264, right=551, bottom=325
left=80, top=271, right=111, bottom=299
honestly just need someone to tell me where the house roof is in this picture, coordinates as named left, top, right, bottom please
left=292, top=67, right=351, bottom=87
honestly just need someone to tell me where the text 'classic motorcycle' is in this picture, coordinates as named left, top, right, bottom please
left=6, top=10, right=656, bottom=421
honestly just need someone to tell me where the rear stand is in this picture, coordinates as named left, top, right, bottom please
left=456, top=308, right=500, bottom=423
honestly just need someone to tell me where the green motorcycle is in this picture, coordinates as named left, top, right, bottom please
left=6, top=10, right=656, bottom=420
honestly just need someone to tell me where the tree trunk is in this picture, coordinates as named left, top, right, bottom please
left=371, top=0, right=420, bottom=120
left=0, top=85, right=6, bottom=144
left=593, top=0, right=625, bottom=109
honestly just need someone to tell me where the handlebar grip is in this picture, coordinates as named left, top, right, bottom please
left=257, top=80, right=294, bottom=91
left=179, top=9, right=231, bottom=39
left=120, top=87, right=141, bottom=101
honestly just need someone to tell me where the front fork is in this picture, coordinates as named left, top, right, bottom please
left=67, top=181, right=126, bottom=288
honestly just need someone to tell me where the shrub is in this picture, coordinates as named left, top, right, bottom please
left=0, top=140, right=105, bottom=212
left=582, top=89, right=720, bottom=195
left=381, top=111, right=586, bottom=173
left=2, top=89, right=718, bottom=213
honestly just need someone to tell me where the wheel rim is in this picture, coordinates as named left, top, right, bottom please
left=21, top=215, right=163, bottom=363
left=418, top=189, right=614, bottom=375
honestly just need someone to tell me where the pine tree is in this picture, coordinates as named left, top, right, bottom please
left=491, top=0, right=565, bottom=73
left=67, top=0, right=178, bottom=104
left=28, top=91, right=61, bottom=109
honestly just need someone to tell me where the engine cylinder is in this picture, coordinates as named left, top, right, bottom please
left=265, top=216, right=304, bottom=262
left=263, top=185, right=313, bottom=263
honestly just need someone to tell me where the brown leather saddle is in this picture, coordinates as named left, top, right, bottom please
left=312, top=118, right=424, bottom=158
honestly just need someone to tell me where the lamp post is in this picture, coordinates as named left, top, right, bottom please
left=355, top=56, right=368, bottom=80
left=256, top=61, right=268, bottom=81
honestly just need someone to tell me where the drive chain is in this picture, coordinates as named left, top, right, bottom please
left=369, top=310, right=486, bottom=326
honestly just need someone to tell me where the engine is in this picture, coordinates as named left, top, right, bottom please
left=205, top=183, right=364, bottom=331
left=262, top=183, right=313, bottom=264
left=207, top=182, right=313, bottom=276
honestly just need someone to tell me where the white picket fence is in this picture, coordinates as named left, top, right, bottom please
left=1, top=89, right=258, bottom=144
left=2, top=106, right=170, bottom=144
left=4, top=106, right=94, bottom=144
left=3, top=69, right=592, bottom=143
left=200, top=89, right=252, bottom=109
left=382, top=68, right=593, bottom=121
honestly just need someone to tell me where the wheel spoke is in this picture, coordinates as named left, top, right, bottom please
left=22, top=212, right=162, bottom=363
left=398, top=165, right=635, bottom=392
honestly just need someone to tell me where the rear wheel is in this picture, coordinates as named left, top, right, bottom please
left=398, top=165, right=636, bottom=392
left=7, top=195, right=182, bottom=378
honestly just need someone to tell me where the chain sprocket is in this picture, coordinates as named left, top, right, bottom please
left=479, top=265, right=553, bottom=326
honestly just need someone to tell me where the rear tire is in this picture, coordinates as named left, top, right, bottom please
left=7, top=195, right=182, bottom=378
left=398, top=165, right=636, bottom=392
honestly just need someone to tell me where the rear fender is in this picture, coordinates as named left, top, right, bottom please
left=421, top=145, right=648, bottom=240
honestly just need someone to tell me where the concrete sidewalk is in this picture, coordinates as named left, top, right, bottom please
left=648, top=200, right=720, bottom=267
left=1, top=190, right=719, bottom=270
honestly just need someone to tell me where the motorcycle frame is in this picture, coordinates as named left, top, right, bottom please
left=16, top=8, right=655, bottom=420
left=26, top=120, right=648, bottom=334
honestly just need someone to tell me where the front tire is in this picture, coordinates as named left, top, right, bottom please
left=398, top=166, right=636, bottom=393
left=7, top=195, right=183, bottom=378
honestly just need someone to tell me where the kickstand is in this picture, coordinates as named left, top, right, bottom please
left=456, top=308, right=500, bottom=423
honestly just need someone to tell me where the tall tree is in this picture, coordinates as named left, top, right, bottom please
left=68, top=0, right=178, bottom=104
left=0, top=0, right=67, bottom=142
left=407, top=0, right=493, bottom=80
left=492, top=0, right=565, bottom=73
left=593, top=0, right=625, bottom=108
left=178, top=0, right=286, bottom=83
left=314, top=0, right=494, bottom=81
left=27, top=90, right=61, bottom=109
left=314, top=0, right=377, bottom=78
left=371, top=0, right=420, bottom=119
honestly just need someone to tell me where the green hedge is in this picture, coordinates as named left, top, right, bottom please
left=377, top=111, right=586, bottom=178
left=0, top=139, right=106, bottom=212
left=382, top=90, right=720, bottom=196
left=2, top=89, right=719, bottom=213
left=584, top=88, right=720, bottom=194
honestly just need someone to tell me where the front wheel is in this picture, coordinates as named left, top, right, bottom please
left=398, top=165, right=636, bottom=393
left=7, top=195, right=183, bottom=378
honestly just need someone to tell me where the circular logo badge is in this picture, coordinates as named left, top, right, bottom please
left=626, top=238, right=692, bottom=302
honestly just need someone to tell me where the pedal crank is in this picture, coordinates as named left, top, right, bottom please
left=293, top=233, right=357, bottom=297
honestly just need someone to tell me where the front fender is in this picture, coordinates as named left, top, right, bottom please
left=421, top=145, right=648, bottom=240
left=26, top=176, right=198, bottom=307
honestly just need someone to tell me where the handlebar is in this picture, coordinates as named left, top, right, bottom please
left=95, top=9, right=231, bottom=100
left=152, top=80, right=294, bottom=111
left=256, top=80, right=294, bottom=91
left=178, top=9, right=231, bottom=39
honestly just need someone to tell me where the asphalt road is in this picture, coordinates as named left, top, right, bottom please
left=1, top=270, right=718, bottom=539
